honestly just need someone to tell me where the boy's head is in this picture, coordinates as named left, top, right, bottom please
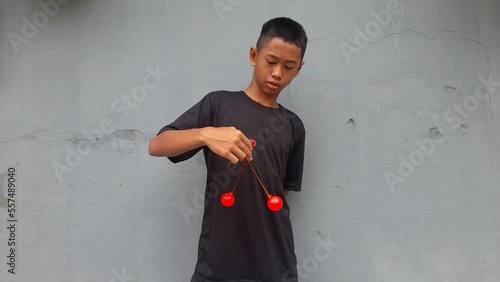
left=256, top=17, right=308, bottom=61
left=248, top=17, right=308, bottom=97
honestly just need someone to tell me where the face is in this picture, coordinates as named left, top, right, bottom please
left=250, top=37, right=304, bottom=96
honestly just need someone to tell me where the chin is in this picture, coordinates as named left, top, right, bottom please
left=264, top=88, right=281, bottom=96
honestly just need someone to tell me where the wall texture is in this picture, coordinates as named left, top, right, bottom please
left=1, top=0, right=499, bottom=281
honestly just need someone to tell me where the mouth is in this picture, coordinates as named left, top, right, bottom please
left=266, top=81, right=281, bottom=90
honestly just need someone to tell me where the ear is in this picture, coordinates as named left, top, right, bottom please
left=295, top=60, right=305, bottom=77
left=249, top=47, right=258, bottom=66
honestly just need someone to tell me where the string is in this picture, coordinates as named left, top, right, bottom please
left=229, top=140, right=271, bottom=199
left=246, top=160, right=271, bottom=198
left=230, top=161, right=247, bottom=194
left=229, top=160, right=271, bottom=198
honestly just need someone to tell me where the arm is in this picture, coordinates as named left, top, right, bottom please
left=283, top=118, right=305, bottom=193
left=149, top=126, right=253, bottom=164
left=148, top=128, right=205, bottom=158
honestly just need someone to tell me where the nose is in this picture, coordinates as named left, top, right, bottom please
left=271, top=65, right=282, bottom=80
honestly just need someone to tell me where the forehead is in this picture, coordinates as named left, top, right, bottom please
left=259, top=37, right=302, bottom=62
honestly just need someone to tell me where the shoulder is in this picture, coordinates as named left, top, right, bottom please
left=194, top=90, right=241, bottom=111
left=201, top=90, right=246, bottom=113
left=279, top=105, right=305, bottom=137
left=204, top=90, right=242, bottom=101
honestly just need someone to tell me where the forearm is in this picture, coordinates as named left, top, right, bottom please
left=148, top=128, right=206, bottom=157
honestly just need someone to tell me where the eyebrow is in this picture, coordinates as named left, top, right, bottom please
left=266, top=54, right=298, bottom=65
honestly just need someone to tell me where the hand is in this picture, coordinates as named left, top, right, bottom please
left=201, top=127, right=253, bottom=164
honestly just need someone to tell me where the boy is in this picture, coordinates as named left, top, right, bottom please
left=149, top=17, right=307, bottom=282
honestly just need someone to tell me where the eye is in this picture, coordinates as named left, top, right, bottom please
left=285, top=66, right=294, bottom=70
left=266, top=60, right=277, bottom=65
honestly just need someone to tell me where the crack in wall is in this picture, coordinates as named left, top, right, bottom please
left=361, top=28, right=491, bottom=78
left=0, top=129, right=151, bottom=144
left=308, top=27, right=491, bottom=79
left=311, top=26, right=493, bottom=120
left=309, top=32, right=350, bottom=44
left=385, top=0, right=405, bottom=80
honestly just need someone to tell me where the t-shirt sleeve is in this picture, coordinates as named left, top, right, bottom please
left=156, top=93, right=214, bottom=163
left=283, top=119, right=305, bottom=192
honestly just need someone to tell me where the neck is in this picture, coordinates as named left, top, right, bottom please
left=243, top=80, right=280, bottom=108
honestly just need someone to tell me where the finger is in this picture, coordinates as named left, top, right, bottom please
left=237, top=140, right=252, bottom=160
left=237, top=142, right=252, bottom=161
left=227, top=153, right=239, bottom=165
left=239, top=136, right=253, bottom=159
left=240, top=135, right=253, bottom=151
left=232, top=147, right=247, bottom=162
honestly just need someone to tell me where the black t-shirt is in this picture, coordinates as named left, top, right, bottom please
left=157, top=90, right=305, bottom=282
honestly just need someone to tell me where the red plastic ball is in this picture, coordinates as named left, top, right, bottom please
left=267, top=195, right=283, bottom=212
left=221, top=193, right=235, bottom=207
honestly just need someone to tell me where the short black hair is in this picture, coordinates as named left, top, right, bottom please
left=256, top=17, right=308, bottom=60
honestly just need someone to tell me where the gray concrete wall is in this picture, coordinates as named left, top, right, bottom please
left=1, top=0, right=499, bottom=281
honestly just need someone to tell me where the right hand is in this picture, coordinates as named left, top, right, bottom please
left=200, top=127, right=253, bottom=164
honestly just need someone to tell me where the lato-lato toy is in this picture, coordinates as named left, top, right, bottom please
left=220, top=139, right=283, bottom=212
